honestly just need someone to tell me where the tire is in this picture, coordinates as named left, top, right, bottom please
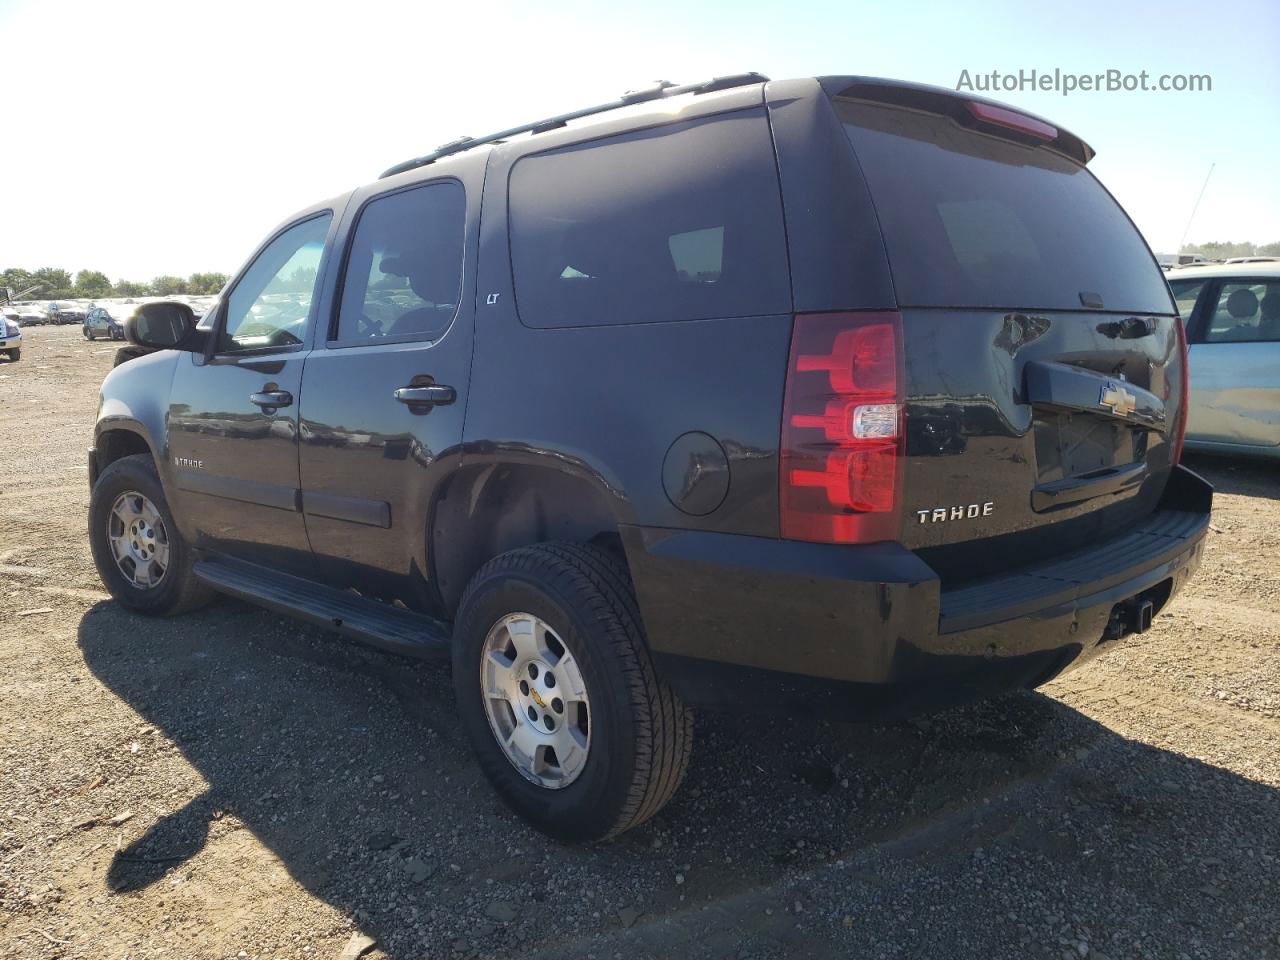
left=84, top=326, right=94, bottom=340
left=5, top=349, right=18, bottom=362
left=453, top=542, right=693, bottom=843
left=88, top=453, right=214, bottom=616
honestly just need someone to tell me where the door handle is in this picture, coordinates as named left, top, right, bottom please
left=394, top=384, right=456, bottom=407
left=249, top=390, right=293, bottom=409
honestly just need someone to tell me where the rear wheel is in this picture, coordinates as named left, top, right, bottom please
left=5, top=348, right=18, bottom=362
left=84, top=326, right=94, bottom=340
left=453, top=542, right=693, bottom=843
left=88, top=454, right=214, bottom=616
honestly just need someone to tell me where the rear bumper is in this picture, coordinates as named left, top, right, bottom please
left=624, top=465, right=1211, bottom=721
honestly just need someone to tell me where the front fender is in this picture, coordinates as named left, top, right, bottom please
left=94, top=349, right=180, bottom=488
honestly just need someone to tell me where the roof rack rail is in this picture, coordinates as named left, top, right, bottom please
left=378, top=72, right=769, bottom=179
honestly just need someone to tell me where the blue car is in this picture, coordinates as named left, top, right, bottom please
left=83, top=305, right=128, bottom=341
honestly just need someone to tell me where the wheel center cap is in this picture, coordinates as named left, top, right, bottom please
left=530, top=687, right=547, bottom=709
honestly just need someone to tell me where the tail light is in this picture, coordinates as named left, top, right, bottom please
left=780, top=312, right=904, bottom=544
left=1172, top=315, right=1190, bottom=463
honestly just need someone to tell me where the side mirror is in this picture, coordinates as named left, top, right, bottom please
left=125, top=301, right=203, bottom=352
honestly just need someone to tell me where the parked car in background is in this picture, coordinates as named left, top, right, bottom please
left=1157, top=253, right=1217, bottom=271
left=1223, top=256, right=1280, bottom=266
left=1168, top=262, right=1280, bottom=459
left=46, top=302, right=88, bottom=325
left=188, top=297, right=218, bottom=320
left=16, top=305, right=46, bottom=326
left=1, top=313, right=21, bottom=360
left=84, top=305, right=128, bottom=340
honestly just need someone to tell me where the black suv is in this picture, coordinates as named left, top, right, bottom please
left=89, top=74, right=1211, bottom=842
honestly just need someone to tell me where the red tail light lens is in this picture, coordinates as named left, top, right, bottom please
left=781, top=312, right=904, bottom=544
left=1172, top=315, right=1190, bottom=463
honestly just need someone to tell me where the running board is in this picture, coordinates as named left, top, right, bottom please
left=193, top=557, right=452, bottom=658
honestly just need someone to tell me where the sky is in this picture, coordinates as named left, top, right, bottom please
left=1, top=0, right=1276, bottom=281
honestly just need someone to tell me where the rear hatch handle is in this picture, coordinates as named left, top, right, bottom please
left=1023, top=360, right=1165, bottom=431
left=1031, top=460, right=1147, bottom=512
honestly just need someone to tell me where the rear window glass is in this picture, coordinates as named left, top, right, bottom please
left=835, top=98, right=1173, bottom=314
left=508, top=110, right=791, bottom=328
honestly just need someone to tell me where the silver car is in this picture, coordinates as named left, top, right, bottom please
left=1167, top=262, right=1280, bottom=459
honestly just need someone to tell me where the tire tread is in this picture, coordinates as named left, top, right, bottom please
left=90, top=453, right=214, bottom=616
left=460, top=542, right=692, bottom=840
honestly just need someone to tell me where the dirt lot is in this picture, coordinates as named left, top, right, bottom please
left=1, top=324, right=1277, bottom=960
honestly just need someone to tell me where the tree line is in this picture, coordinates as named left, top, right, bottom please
left=1, top=267, right=230, bottom=301
left=1180, top=241, right=1280, bottom=259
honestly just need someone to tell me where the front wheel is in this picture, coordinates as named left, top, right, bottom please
left=84, top=326, right=94, bottom=340
left=88, top=454, right=214, bottom=616
left=453, top=543, right=693, bottom=843
left=5, top=348, right=18, bottom=362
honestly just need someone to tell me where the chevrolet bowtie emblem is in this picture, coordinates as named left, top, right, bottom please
left=1100, top=381, right=1137, bottom=417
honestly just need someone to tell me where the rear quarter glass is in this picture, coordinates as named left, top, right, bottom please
left=834, top=98, right=1173, bottom=315
left=507, top=108, right=791, bottom=328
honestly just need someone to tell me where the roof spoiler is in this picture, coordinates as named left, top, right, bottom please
left=380, top=72, right=770, bottom=179
left=821, top=76, right=1095, bottom=165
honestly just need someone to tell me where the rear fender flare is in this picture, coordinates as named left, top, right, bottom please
left=430, top=453, right=631, bottom=617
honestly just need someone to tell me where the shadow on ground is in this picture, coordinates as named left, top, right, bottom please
left=1184, top=452, right=1278, bottom=499
left=78, top=599, right=1280, bottom=959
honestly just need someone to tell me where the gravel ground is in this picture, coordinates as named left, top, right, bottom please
left=1, top=324, right=1277, bottom=960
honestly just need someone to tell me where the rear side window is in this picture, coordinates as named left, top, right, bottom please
left=508, top=109, right=790, bottom=328
left=835, top=98, right=1173, bottom=314
left=334, top=180, right=465, bottom=344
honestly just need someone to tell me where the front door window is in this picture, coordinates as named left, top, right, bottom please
left=219, top=214, right=331, bottom=353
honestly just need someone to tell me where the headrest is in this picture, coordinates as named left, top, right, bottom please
left=379, top=254, right=459, bottom=305
left=1259, top=292, right=1280, bottom=322
left=1226, top=287, right=1259, bottom=320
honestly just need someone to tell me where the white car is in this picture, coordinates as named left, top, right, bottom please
left=1167, top=262, right=1280, bottom=459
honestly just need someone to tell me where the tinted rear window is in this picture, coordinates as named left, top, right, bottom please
left=835, top=98, right=1173, bottom=314
left=509, top=109, right=791, bottom=328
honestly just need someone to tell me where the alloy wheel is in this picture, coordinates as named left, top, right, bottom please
left=480, top=613, right=591, bottom=789
left=106, top=491, right=170, bottom=589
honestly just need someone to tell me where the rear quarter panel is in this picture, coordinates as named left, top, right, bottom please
left=465, top=130, right=793, bottom=537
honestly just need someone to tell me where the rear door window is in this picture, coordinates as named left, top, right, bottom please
left=1202, top=281, right=1280, bottom=343
left=508, top=109, right=790, bottom=328
left=333, top=180, right=466, bottom=344
left=834, top=98, right=1173, bottom=314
